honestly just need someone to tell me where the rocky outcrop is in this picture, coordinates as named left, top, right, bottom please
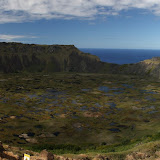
left=31, top=150, right=54, bottom=160
left=0, top=141, right=54, bottom=160
left=19, top=133, right=38, bottom=144
left=0, top=141, right=20, bottom=160
left=125, top=152, right=149, bottom=160
left=92, top=154, right=110, bottom=160
left=121, top=57, right=160, bottom=78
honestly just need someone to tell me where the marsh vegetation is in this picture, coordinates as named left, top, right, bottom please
left=0, top=73, right=160, bottom=157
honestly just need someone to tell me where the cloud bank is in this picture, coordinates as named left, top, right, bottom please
left=0, top=34, right=37, bottom=41
left=0, top=0, right=160, bottom=23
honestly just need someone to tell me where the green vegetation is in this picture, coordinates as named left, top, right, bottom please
left=0, top=72, right=160, bottom=158
left=1, top=42, right=160, bottom=159
left=122, top=57, right=160, bottom=78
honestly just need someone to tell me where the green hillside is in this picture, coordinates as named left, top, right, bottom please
left=121, top=57, right=160, bottom=79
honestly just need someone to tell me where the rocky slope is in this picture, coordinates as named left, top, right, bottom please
left=0, top=141, right=111, bottom=160
left=121, top=57, right=160, bottom=78
left=0, top=42, right=119, bottom=73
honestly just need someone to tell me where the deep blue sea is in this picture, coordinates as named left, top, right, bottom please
left=79, top=48, right=160, bottom=64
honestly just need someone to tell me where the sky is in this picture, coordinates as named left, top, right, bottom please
left=1, top=0, right=160, bottom=49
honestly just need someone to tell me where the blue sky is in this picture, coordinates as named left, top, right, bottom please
left=1, top=0, right=160, bottom=49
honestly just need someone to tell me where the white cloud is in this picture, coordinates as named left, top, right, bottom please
left=0, top=34, right=37, bottom=41
left=0, top=0, right=160, bottom=23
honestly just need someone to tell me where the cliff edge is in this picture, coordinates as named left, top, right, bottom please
left=0, top=42, right=107, bottom=73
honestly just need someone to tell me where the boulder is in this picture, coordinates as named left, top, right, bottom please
left=156, top=151, right=160, bottom=157
left=125, top=152, right=148, bottom=160
left=92, top=155, right=109, bottom=160
left=25, top=138, right=38, bottom=144
left=39, top=150, right=54, bottom=160
left=77, top=154, right=89, bottom=160
left=54, top=155, right=67, bottom=160
left=19, top=134, right=29, bottom=139
left=10, top=116, right=16, bottom=119
left=3, top=151, right=20, bottom=160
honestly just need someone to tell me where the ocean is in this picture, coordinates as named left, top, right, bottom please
left=79, top=48, right=160, bottom=65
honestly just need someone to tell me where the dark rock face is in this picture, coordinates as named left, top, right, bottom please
left=0, top=42, right=107, bottom=73
left=67, top=52, right=102, bottom=72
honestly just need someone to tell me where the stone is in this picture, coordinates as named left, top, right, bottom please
left=54, top=155, right=66, bottom=160
left=39, top=149, right=54, bottom=160
left=125, top=154, right=135, bottom=160
left=3, top=151, right=20, bottom=160
left=19, top=134, right=29, bottom=139
left=25, top=138, right=38, bottom=144
left=39, top=134, right=46, bottom=138
left=10, top=116, right=16, bottom=119
left=77, top=154, right=89, bottom=160
left=125, top=152, right=148, bottom=160
left=92, top=155, right=106, bottom=160
left=156, top=151, right=160, bottom=157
